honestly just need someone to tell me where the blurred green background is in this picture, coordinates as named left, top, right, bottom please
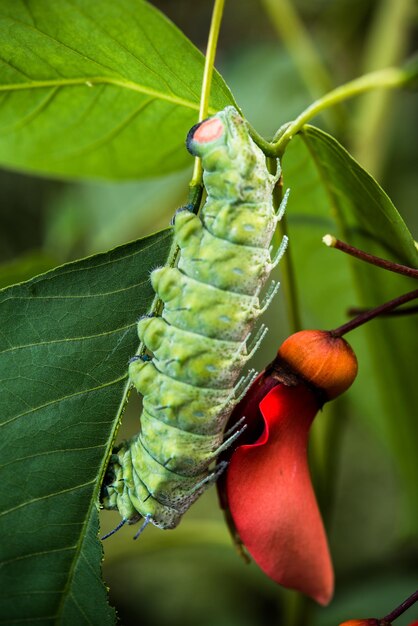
left=1, top=0, right=417, bottom=624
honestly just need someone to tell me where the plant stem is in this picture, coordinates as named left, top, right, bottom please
left=272, top=67, right=409, bottom=157
left=190, top=0, right=225, bottom=189
left=140, top=0, right=226, bottom=340
left=322, top=234, right=418, bottom=279
left=286, top=593, right=314, bottom=626
left=331, top=289, right=418, bottom=338
left=279, top=214, right=302, bottom=333
left=246, top=123, right=279, bottom=157
left=260, top=0, right=344, bottom=132
left=351, top=0, right=414, bottom=178
left=267, top=158, right=302, bottom=333
left=382, top=588, right=418, bottom=623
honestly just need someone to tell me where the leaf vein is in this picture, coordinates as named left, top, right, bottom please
left=0, top=444, right=106, bottom=471
left=0, top=321, right=135, bottom=356
left=0, top=479, right=95, bottom=518
left=0, top=76, right=202, bottom=112
left=1, top=86, right=59, bottom=133
left=0, top=545, right=77, bottom=567
left=0, top=374, right=126, bottom=428
left=62, top=97, right=156, bottom=161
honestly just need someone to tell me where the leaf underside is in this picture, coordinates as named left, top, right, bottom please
left=0, top=0, right=235, bottom=180
left=0, top=228, right=173, bottom=624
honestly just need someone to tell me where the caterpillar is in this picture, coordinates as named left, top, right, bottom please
left=101, top=106, right=288, bottom=535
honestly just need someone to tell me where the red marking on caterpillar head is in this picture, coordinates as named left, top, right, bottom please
left=192, top=117, right=224, bottom=143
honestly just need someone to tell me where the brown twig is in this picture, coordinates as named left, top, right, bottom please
left=331, top=289, right=418, bottom=337
left=322, top=234, right=418, bottom=279
left=381, top=588, right=418, bottom=624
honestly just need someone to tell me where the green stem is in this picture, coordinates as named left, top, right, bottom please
left=279, top=213, right=302, bottom=333
left=272, top=67, right=409, bottom=157
left=351, top=0, right=414, bottom=177
left=313, top=398, right=349, bottom=527
left=285, top=592, right=314, bottom=626
left=138, top=0, right=226, bottom=346
left=246, top=123, right=279, bottom=157
left=190, top=0, right=226, bottom=188
left=267, top=158, right=302, bottom=333
left=260, top=0, right=344, bottom=132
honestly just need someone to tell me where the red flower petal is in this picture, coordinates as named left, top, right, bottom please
left=225, top=383, right=334, bottom=605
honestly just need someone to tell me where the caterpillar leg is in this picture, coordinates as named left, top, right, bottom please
left=101, top=518, right=127, bottom=541
left=233, top=368, right=258, bottom=402
left=246, top=324, right=268, bottom=359
left=201, top=418, right=248, bottom=465
left=276, top=187, right=290, bottom=222
left=133, top=514, right=152, bottom=540
left=259, top=280, right=281, bottom=314
left=271, top=235, right=289, bottom=269
left=223, top=414, right=247, bottom=438
left=189, top=461, right=229, bottom=496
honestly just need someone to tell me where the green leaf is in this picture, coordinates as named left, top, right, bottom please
left=300, top=125, right=417, bottom=266
left=282, top=126, right=418, bottom=526
left=0, top=0, right=235, bottom=180
left=0, top=228, right=173, bottom=624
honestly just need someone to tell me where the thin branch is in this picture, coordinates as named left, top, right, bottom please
left=139, top=0, right=226, bottom=344
left=272, top=67, right=409, bottom=156
left=322, top=234, right=418, bottom=279
left=190, top=0, right=225, bottom=188
left=382, top=588, right=418, bottom=623
left=331, top=289, right=418, bottom=338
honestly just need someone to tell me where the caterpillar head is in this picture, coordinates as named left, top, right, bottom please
left=186, top=106, right=249, bottom=162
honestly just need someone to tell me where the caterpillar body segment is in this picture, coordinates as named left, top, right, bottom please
left=138, top=410, right=242, bottom=477
left=102, top=106, right=287, bottom=532
left=175, top=210, right=274, bottom=295
left=130, top=359, right=236, bottom=435
left=153, top=267, right=261, bottom=342
left=202, top=200, right=279, bottom=248
left=137, top=316, right=250, bottom=388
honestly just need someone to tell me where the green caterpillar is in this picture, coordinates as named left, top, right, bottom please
left=101, top=106, right=288, bottom=535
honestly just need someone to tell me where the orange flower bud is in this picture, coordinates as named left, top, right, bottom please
left=277, top=330, right=358, bottom=400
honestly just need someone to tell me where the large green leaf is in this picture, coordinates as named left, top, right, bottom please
left=0, top=228, right=173, bottom=624
left=0, top=0, right=235, bottom=180
left=300, top=126, right=417, bottom=266
left=282, top=126, right=418, bottom=525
